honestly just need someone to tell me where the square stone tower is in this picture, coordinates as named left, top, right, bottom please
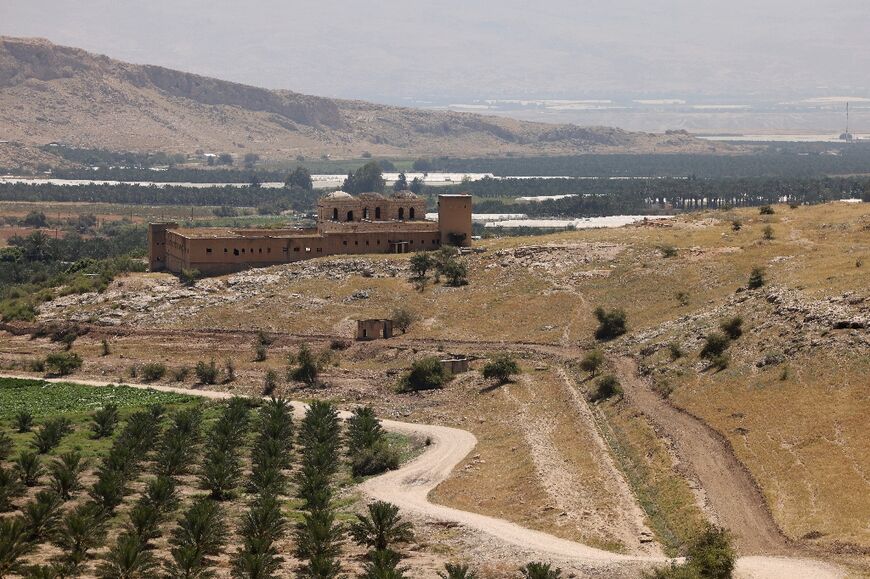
left=437, top=194, right=473, bottom=247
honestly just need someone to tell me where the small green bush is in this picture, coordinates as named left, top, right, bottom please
left=759, top=205, right=775, bottom=215
left=667, top=342, right=684, bottom=360
left=658, top=244, right=678, bottom=258
left=262, top=370, right=278, bottom=396
left=172, top=366, right=190, bottom=382
left=594, top=307, right=627, bottom=340
left=351, top=440, right=400, bottom=477
left=289, top=344, right=318, bottom=386
left=195, top=359, right=219, bottom=385
left=748, top=267, right=766, bottom=289
left=710, top=354, right=730, bottom=371
left=140, top=362, right=166, bottom=382
left=482, top=354, right=520, bottom=384
left=700, top=332, right=730, bottom=359
left=253, top=343, right=268, bottom=362
left=44, top=352, right=83, bottom=377
left=400, top=357, right=451, bottom=392
left=590, top=375, right=622, bottom=402
left=14, top=411, right=33, bottom=433
left=762, top=225, right=774, bottom=240
left=579, top=349, right=604, bottom=376
left=719, top=316, right=743, bottom=340
left=179, top=268, right=201, bottom=287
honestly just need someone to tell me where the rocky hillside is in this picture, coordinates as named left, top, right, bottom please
left=0, top=36, right=722, bottom=166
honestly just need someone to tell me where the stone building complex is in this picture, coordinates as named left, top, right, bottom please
left=148, top=192, right=472, bottom=275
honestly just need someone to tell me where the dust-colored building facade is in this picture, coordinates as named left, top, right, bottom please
left=149, top=192, right=472, bottom=275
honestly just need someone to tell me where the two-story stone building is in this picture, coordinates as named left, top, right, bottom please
left=148, top=191, right=472, bottom=275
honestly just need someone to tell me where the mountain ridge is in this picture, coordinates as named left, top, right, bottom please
left=0, top=36, right=724, bottom=167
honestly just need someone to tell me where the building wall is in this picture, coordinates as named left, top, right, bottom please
left=356, top=319, right=393, bottom=340
left=147, top=222, right=177, bottom=271
left=438, top=195, right=473, bottom=246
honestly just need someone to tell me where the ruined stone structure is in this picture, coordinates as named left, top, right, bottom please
left=149, top=192, right=472, bottom=275
left=356, top=319, right=393, bottom=340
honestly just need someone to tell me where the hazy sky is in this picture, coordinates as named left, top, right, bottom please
left=2, top=0, right=868, bottom=103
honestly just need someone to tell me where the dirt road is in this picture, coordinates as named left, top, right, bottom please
left=0, top=372, right=842, bottom=578
left=612, top=358, right=790, bottom=556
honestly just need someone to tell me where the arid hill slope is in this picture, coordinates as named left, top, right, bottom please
left=0, top=36, right=721, bottom=164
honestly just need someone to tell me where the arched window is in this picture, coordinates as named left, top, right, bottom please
left=346, top=210, right=354, bottom=222
left=398, top=207, right=404, bottom=220
left=332, top=208, right=338, bottom=221
left=375, top=207, right=381, bottom=219
left=409, top=207, right=415, bottom=219
left=363, top=207, right=369, bottom=219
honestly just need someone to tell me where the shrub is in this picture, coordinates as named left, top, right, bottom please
left=700, top=332, right=730, bottom=359
left=14, top=411, right=33, bottom=433
left=256, top=330, right=274, bottom=346
left=195, top=359, right=219, bottom=385
left=675, top=291, right=690, bottom=306
left=719, top=316, right=743, bottom=340
left=441, top=259, right=469, bottom=287
left=172, top=366, right=190, bottom=382
left=579, top=350, right=604, bottom=376
left=658, top=244, right=678, bottom=258
left=101, top=338, right=111, bottom=356
left=44, top=352, right=83, bottom=376
left=254, top=343, right=268, bottom=362
left=409, top=252, right=434, bottom=280
left=91, top=404, right=119, bottom=439
left=710, top=354, right=730, bottom=371
left=762, top=224, right=774, bottom=240
left=400, top=357, right=450, bottom=392
left=140, top=362, right=166, bottom=382
left=647, top=525, right=735, bottom=579
left=731, top=219, right=742, bottom=231
left=589, top=375, right=622, bottom=402
left=262, top=370, right=279, bottom=396
left=179, top=268, right=201, bottom=287
left=482, top=354, right=520, bottom=384
left=667, top=342, right=684, bottom=360
left=593, top=307, right=627, bottom=340
left=223, top=358, right=236, bottom=383
left=330, top=339, right=351, bottom=350
left=439, top=563, right=478, bottom=579
left=748, top=267, right=766, bottom=289
left=290, top=344, right=318, bottom=386
left=759, top=205, right=775, bottom=215
left=351, top=441, right=400, bottom=477
left=392, top=307, right=417, bottom=334
left=521, top=562, right=562, bottom=579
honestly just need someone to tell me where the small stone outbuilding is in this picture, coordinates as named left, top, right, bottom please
left=356, top=319, right=393, bottom=340
left=440, top=357, right=470, bottom=374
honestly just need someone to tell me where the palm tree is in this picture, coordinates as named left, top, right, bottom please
left=349, top=501, right=414, bottom=552
left=96, top=533, right=158, bottom=579
left=293, top=508, right=343, bottom=579
left=0, top=517, right=33, bottom=578
left=439, top=563, right=478, bottom=579
left=15, top=451, right=43, bottom=487
left=361, top=549, right=406, bottom=579
left=230, top=539, right=282, bottom=579
left=0, top=466, right=24, bottom=513
left=31, top=418, right=73, bottom=454
left=124, top=502, right=161, bottom=547
left=51, top=502, right=107, bottom=571
left=198, top=451, right=242, bottom=501
left=91, top=404, right=119, bottom=439
left=0, top=432, right=12, bottom=462
left=48, top=452, right=86, bottom=500
left=22, top=490, right=62, bottom=543
left=165, top=497, right=227, bottom=579
left=143, top=475, right=177, bottom=513
left=14, top=411, right=33, bottom=434
left=520, top=562, right=562, bottom=579
left=346, top=406, right=384, bottom=457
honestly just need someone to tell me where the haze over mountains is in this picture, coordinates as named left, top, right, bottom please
left=0, top=37, right=718, bottom=165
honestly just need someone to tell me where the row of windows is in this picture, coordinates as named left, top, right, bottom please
left=202, top=237, right=440, bottom=256
left=330, top=207, right=417, bottom=221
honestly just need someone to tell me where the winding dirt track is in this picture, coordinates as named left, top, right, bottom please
left=0, top=373, right=843, bottom=578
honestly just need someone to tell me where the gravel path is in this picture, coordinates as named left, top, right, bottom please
left=0, top=373, right=843, bottom=578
